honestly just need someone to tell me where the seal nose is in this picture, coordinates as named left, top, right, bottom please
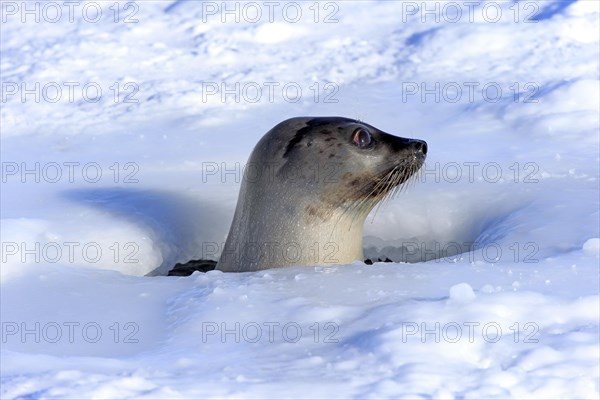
left=411, top=139, right=427, bottom=159
left=418, top=140, right=427, bottom=155
left=387, top=135, right=428, bottom=157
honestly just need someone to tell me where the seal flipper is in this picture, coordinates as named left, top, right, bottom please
left=168, top=259, right=217, bottom=276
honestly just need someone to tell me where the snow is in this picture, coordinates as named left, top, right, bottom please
left=1, top=0, right=599, bottom=398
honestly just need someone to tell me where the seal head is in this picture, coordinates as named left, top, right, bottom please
left=217, top=116, right=427, bottom=272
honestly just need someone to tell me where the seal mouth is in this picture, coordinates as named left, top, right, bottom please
left=365, top=138, right=427, bottom=203
left=369, top=157, right=424, bottom=200
left=342, top=154, right=425, bottom=220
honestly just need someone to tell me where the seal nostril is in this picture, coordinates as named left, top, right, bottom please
left=411, top=140, right=427, bottom=156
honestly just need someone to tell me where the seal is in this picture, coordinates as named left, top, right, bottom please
left=216, top=116, right=427, bottom=272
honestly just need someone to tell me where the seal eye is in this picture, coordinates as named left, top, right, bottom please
left=353, top=128, right=372, bottom=148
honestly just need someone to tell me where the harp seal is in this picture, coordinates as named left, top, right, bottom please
left=216, top=117, right=427, bottom=272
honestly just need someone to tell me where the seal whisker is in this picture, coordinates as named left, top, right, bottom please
left=366, top=165, right=404, bottom=222
left=341, top=167, right=395, bottom=229
left=366, top=158, right=426, bottom=223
